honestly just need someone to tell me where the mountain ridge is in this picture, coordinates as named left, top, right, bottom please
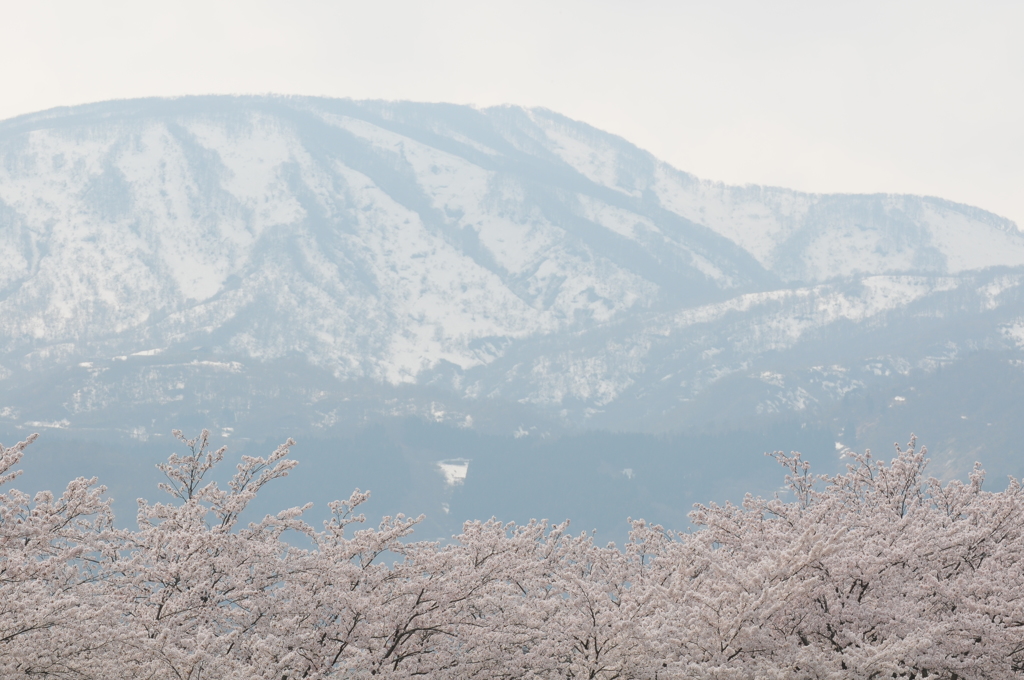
left=0, top=95, right=1022, bottom=471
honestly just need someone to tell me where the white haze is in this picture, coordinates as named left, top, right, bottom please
left=1, top=0, right=1021, bottom=229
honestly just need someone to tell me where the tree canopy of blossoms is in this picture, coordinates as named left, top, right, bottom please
left=2, top=430, right=1022, bottom=679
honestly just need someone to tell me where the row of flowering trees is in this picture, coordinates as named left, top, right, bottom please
left=2, top=429, right=1023, bottom=678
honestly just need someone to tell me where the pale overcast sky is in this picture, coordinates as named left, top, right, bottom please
left=2, top=1, right=1021, bottom=227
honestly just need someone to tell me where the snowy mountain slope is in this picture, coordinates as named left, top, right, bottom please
left=652, top=176, right=1024, bottom=282
left=0, top=95, right=1023, bottom=451
left=445, top=269, right=1024, bottom=428
left=0, top=98, right=768, bottom=380
left=513, top=107, right=1024, bottom=282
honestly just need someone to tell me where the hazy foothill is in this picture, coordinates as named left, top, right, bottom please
left=2, top=95, right=1024, bottom=677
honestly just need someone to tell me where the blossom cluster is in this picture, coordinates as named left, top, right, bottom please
left=2, top=430, right=1022, bottom=679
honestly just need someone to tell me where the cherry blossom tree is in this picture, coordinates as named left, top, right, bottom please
left=4, top=430, right=1024, bottom=678
left=670, top=438, right=1024, bottom=678
left=110, top=429, right=307, bottom=679
left=0, top=434, right=118, bottom=678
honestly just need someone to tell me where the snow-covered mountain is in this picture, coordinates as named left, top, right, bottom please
left=2, top=96, right=1024, bottom=495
